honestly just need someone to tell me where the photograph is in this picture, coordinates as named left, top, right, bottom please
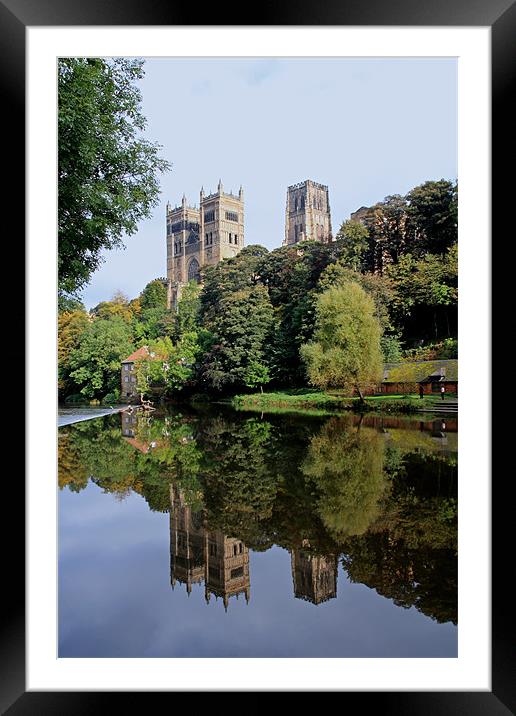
left=6, top=6, right=506, bottom=707
left=57, top=55, right=459, bottom=659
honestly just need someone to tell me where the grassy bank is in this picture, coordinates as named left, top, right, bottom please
left=231, top=389, right=454, bottom=415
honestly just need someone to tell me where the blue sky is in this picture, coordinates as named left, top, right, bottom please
left=79, top=57, right=457, bottom=309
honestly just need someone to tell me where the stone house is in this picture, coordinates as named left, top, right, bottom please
left=120, top=346, right=151, bottom=402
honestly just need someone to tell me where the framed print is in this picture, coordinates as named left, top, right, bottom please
left=2, top=0, right=512, bottom=710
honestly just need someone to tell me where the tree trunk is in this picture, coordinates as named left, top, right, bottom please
left=356, top=385, right=365, bottom=404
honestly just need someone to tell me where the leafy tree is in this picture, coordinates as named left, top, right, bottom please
left=301, top=282, right=383, bottom=400
left=174, top=280, right=202, bottom=340
left=58, top=308, right=90, bottom=392
left=406, top=179, right=458, bottom=256
left=243, top=360, right=271, bottom=393
left=134, top=335, right=201, bottom=398
left=199, top=284, right=275, bottom=392
left=334, top=219, right=369, bottom=271
left=58, top=295, right=86, bottom=313
left=58, top=58, right=170, bottom=297
left=68, top=317, right=134, bottom=399
left=140, top=279, right=168, bottom=310
left=386, top=244, right=458, bottom=342
left=91, top=291, right=134, bottom=323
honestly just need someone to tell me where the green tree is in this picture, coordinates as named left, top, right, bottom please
left=68, top=317, right=134, bottom=399
left=140, top=279, right=168, bottom=310
left=58, top=308, right=90, bottom=393
left=300, top=282, right=383, bottom=400
left=58, top=58, right=170, bottom=297
left=199, top=284, right=275, bottom=392
left=406, top=179, right=458, bottom=256
left=174, top=280, right=202, bottom=340
left=334, top=219, right=369, bottom=271
left=91, top=291, right=134, bottom=323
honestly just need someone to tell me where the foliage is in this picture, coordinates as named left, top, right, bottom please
left=67, top=317, right=134, bottom=399
left=302, top=418, right=388, bottom=538
left=91, top=291, right=135, bottom=323
left=334, top=219, right=369, bottom=271
left=301, top=282, right=383, bottom=398
left=58, top=58, right=170, bottom=297
left=58, top=308, right=90, bottom=391
left=140, top=279, right=168, bottom=310
left=199, top=284, right=275, bottom=392
left=406, top=179, right=458, bottom=256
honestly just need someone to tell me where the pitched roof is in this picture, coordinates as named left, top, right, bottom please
left=383, top=359, right=458, bottom=383
left=121, top=346, right=149, bottom=363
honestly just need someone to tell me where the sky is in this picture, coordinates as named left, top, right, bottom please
left=79, top=57, right=457, bottom=309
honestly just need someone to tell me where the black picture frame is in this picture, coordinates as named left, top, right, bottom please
left=4, top=0, right=511, bottom=711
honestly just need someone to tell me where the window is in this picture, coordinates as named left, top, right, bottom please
left=234, top=234, right=238, bottom=245
left=230, top=567, right=244, bottom=579
left=204, top=210, right=215, bottom=223
left=188, top=257, right=200, bottom=282
left=225, top=211, right=238, bottom=222
left=229, top=233, right=232, bottom=243
left=124, top=364, right=129, bottom=371
left=124, top=377, right=129, bottom=383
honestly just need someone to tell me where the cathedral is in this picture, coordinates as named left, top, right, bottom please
left=165, top=178, right=333, bottom=308
left=166, top=180, right=245, bottom=308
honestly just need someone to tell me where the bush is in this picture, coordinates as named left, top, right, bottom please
left=102, top=391, right=120, bottom=404
left=64, top=393, right=87, bottom=404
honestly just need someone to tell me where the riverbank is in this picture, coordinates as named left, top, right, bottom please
left=230, top=389, right=457, bottom=416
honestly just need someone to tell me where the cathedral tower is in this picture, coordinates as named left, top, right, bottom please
left=284, top=179, right=333, bottom=245
left=166, top=182, right=245, bottom=308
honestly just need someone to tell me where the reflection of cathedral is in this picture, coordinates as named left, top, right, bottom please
left=169, top=486, right=250, bottom=610
left=291, top=547, right=338, bottom=605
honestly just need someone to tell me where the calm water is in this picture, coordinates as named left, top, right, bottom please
left=58, top=405, right=458, bottom=657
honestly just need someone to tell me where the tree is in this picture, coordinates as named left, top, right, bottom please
left=174, top=280, right=202, bottom=340
left=67, top=317, right=134, bottom=399
left=300, top=282, right=383, bottom=400
left=199, top=284, right=275, bottom=392
left=58, top=308, right=90, bottom=393
left=140, top=279, right=168, bottom=310
left=406, top=179, right=458, bottom=256
left=91, top=291, right=134, bottom=323
left=334, top=219, right=369, bottom=271
left=133, top=335, right=201, bottom=398
left=58, top=58, right=170, bottom=297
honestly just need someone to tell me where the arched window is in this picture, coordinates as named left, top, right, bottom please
left=187, top=257, right=200, bottom=282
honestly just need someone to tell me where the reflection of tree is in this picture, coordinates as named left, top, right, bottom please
left=58, top=408, right=457, bottom=623
left=302, top=418, right=388, bottom=539
left=58, top=429, right=89, bottom=492
left=198, top=415, right=279, bottom=545
left=342, top=532, right=457, bottom=624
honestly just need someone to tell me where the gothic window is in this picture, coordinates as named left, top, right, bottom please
left=229, top=233, right=232, bottom=243
left=225, top=211, right=238, bottom=222
left=301, top=196, right=305, bottom=209
left=187, top=257, right=200, bottom=282
left=204, top=210, right=215, bottom=223
left=234, top=234, right=238, bottom=245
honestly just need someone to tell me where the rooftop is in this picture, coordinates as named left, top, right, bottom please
left=383, top=360, right=458, bottom=383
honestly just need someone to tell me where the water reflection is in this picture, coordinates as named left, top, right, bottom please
left=170, top=485, right=251, bottom=610
left=59, top=405, right=457, bottom=655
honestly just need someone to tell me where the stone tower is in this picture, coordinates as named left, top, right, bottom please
left=284, top=179, right=333, bottom=246
left=290, top=547, right=338, bottom=605
left=166, top=181, right=245, bottom=308
left=169, top=485, right=250, bottom=610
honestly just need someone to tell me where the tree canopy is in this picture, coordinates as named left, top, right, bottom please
left=58, top=58, right=170, bottom=298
